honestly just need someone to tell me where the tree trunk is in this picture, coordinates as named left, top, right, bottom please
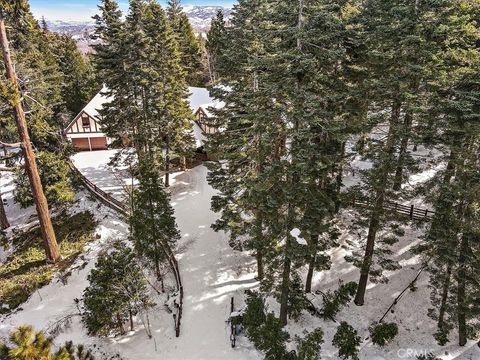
left=165, top=140, right=170, bottom=187
left=254, top=211, right=264, bottom=280
left=0, top=11, right=60, bottom=262
left=117, top=313, right=125, bottom=335
left=305, top=233, right=319, bottom=293
left=0, top=192, right=9, bottom=229
left=279, top=236, right=292, bottom=326
left=354, top=204, right=381, bottom=306
left=437, top=263, right=452, bottom=332
left=256, top=251, right=264, bottom=281
left=393, top=110, right=413, bottom=190
left=129, top=309, right=134, bottom=331
left=354, top=99, right=401, bottom=306
left=154, top=258, right=165, bottom=292
left=457, top=233, right=469, bottom=346
left=355, top=133, right=367, bottom=154
left=279, top=0, right=303, bottom=326
left=334, top=142, right=346, bottom=213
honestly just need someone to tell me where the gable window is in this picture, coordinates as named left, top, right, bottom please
left=82, top=114, right=90, bottom=127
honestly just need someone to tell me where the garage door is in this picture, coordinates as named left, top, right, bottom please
left=90, top=137, right=108, bottom=150
left=71, top=138, right=90, bottom=151
left=71, top=137, right=108, bottom=151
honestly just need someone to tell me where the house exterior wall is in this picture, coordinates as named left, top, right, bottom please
left=65, top=111, right=101, bottom=135
left=195, top=108, right=218, bottom=135
left=64, top=111, right=110, bottom=151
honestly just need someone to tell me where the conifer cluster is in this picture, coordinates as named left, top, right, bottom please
left=206, top=0, right=480, bottom=348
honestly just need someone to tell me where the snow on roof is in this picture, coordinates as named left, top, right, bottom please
left=187, top=87, right=224, bottom=117
left=188, top=87, right=213, bottom=113
left=82, top=85, right=112, bottom=120
left=73, top=86, right=221, bottom=124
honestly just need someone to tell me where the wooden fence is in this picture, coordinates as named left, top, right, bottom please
left=352, top=197, right=434, bottom=221
left=70, top=163, right=184, bottom=337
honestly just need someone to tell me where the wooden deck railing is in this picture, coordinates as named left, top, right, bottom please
left=70, top=163, right=184, bottom=337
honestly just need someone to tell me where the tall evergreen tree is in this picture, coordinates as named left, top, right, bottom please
left=94, top=0, right=194, bottom=185
left=166, top=0, right=203, bottom=85
left=345, top=0, right=438, bottom=306
left=130, top=158, right=180, bottom=287
left=0, top=1, right=64, bottom=262
left=51, top=33, right=98, bottom=116
left=417, top=0, right=480, bottom=346
left=209, top=0, right=352, bottom=326
left=205, top=10, right=227, bottom=83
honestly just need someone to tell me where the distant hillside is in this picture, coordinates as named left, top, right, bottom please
left=45, top=6, right=232, bottom=55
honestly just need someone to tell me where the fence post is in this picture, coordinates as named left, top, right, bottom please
left=410, top=205, right=414, bottom=220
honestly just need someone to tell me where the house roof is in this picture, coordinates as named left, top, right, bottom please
left=187, top=87, right=225, bottom=117
left=65, top=86, right=222, bottom=145
left=82, top=85, right=113, bottom=120
left=64, top=85, right=112, bottom=133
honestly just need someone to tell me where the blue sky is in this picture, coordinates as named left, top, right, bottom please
left=29, top=0, right=234, bottom=21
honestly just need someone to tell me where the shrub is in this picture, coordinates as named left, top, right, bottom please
left=332, top=322, right=361, bottom=360
left=242, top=291, right=291, bottom=360
left=297, top=328, right=324, bottom=360
left=242, top=290, right=266, bottom=330
left=369, top=322, right=398, bottom=346
left=288, top=272, right=308, bottom=321
left=321, top=281, right=357, bottom=321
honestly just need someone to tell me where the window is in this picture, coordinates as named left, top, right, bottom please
left=82, top=115, right=90, bottom=127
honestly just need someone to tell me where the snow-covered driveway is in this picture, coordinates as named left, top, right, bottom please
left=165, top=166, right=260, bottom=359
left=72, top=150, right=261, bottom=359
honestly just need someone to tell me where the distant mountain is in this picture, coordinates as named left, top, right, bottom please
left=45, top=5, right=231, bottom=55
left=45, top=5, right=232, bottom=37
left=183, top=5, right=232, bottom=32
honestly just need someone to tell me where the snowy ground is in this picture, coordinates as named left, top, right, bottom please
left=1, top=151, right=261, bottom=360
left=1, top=172, right=43, bottom=263
left=1, top=149, right=478, bottom=360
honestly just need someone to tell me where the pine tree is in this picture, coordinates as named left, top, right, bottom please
left=207, top=0, right=357, bottom=327
left=207, top=0, right=283, bottom=285
left=1, top=0, right=77, bottom=212
left=205, top=10, right=227, bottom=83
left=345, top=0, right=438, bottom=306
left=94, top=0, right=194, bottom=185
left=82, top=242, right=153, bottom=337
left=130, top=158, right=180, bottom=288
left=415, top=0, right=480, bottom=347
left=167, top=0, right=203, bottom=85
left=0, top=326, right=94, bottom=360
left=0, top=3, right=62, bottom=262
left=51, top=33, right=98, bottom=116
